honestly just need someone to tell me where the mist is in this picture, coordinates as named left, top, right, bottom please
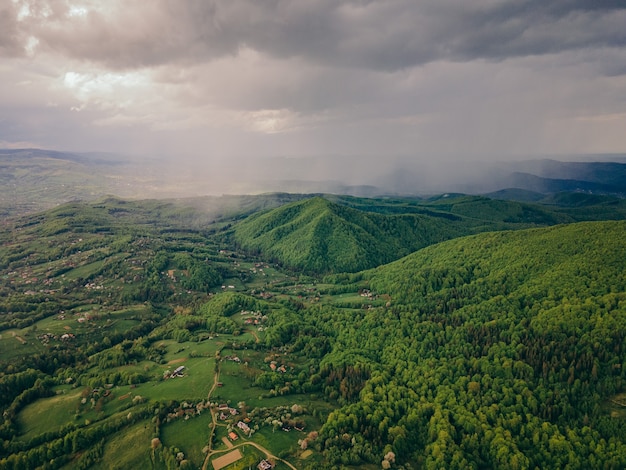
left=72, top=151, right=626, bottom=201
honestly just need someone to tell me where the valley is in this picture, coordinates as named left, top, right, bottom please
left=0, top=193, right=625, bottom=469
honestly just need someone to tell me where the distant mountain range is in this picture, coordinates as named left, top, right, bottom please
left=2, top=148, right=626, bottom=217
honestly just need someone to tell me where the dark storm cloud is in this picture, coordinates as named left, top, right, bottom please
left=9, top=0, right=626, bottom=72
left=0, top=2, right=24, bottom=56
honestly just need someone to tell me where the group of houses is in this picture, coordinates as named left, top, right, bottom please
left=217, top=403, right=239, bottom=421
left=164, top=400, right=210, bottom=422
left=226, top=420, right=252, bottom=441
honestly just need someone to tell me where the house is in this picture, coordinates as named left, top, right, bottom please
left=228, top=431, right=238, bottom=441
left=237, top=421, right=251, bottom=434
left=171, top=366, right=185, bottom=377
left=258, top=459, right=274, bottom=470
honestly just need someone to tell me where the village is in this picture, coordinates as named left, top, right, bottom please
left=201, top=338, right=307, bottom=470
left=0, top=220, right=332, bottom=470
left=152, top=309, right=308, bottom=470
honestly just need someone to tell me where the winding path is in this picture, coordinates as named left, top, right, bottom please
left=201, top=345, right=298, bottom=470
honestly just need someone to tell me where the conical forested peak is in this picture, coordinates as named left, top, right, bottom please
left=232, top=196, right=463, bottom=273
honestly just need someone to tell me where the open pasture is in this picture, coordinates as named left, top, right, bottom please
left=34, top=305, right=147, bottom=336
left=161, top=411, right=213, bottom=467
left=138, top=356, right=215, bottom=401
left=160, top=338, right=223, bottom=362
left=17, top=389, right=82, bottom=440
left=88, top=420, right=154, bottom=470
left=0, top=329, right=47, bottom=361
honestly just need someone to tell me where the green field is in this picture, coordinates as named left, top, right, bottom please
left=137, top=357, right=215, bottom=401
left=253, top=426, right=304, bottom=457
left=89, top=420, right=155, bottom=470
left=0, top=330, right=47, bottom=361
left=160, top=411, right=213, bottom=467
left=17, top=389, right=82, bottom=440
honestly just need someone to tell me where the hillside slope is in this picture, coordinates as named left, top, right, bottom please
left=315, top=221, right=626, bottom=467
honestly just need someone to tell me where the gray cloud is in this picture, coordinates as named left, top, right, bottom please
left=1, top=0, right=625, bottom=166
left=0, top=2, right=24, bottom=56
left=6, top=1, right=626, bottom=71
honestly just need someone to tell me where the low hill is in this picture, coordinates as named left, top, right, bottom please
left=503, top=171, right=625, bottom=195
left=483, top=188, right=547, bottom=202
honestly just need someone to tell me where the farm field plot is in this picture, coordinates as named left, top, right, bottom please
left=34, top=305, right=147, bottom=335
left=210, top=445, right=265, bottom=470
left=0, top=330, right=47, bottom=360
left=211, top=449, right=243, bottom=470
left=160, top=339, right=222, bottom=361
left=252, top=426, right=303, bottom=458
left=161, top=411, right=213, bottom=467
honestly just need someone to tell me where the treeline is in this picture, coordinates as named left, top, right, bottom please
left=0, top=375, right=55, bottom=442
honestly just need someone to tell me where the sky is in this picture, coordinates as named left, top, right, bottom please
left=2, top=0, right=626, bottom=165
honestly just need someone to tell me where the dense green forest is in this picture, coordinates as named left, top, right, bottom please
left=0, top=194, right=625, bottom=469
left=313, top=221, right=626, bottom=468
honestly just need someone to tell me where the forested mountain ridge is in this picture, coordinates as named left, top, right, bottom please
left=232, top=196, right=467, bottom=273
left=367, top=220, right=626, bottom=304
left=231, top=193, right=626, bottom=274
left=313, top=221, right=626, bottom=468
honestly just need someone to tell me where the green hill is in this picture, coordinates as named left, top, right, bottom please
left=231, top=195, right=584, bottom=273
left=232, top=196, right=473, bottom=273
left=314, top=221, right=626, bottom=467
